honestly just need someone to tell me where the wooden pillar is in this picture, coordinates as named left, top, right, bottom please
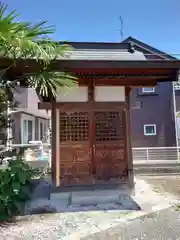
left=51, top=101, right=60, bottom=187
left=88, top=80, right=96, bottom=179
left=51, top=101, right=56, bottom=186
left=56, top=109, right=60, bottom=186
left=125, top=87, right=134, bottom=188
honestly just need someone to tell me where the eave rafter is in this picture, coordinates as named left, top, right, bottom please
left=75, top=72, right=170, bottom=80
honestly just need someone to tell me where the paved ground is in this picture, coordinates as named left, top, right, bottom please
left=84, top=207, right=180, bottom=240
left=85, top=174, right=180, bottom=239
left=1, top=176, right=180, bottom=239
left=1, top=207, right=180, bottom=240
left=139, top=175, right=180, bottom=198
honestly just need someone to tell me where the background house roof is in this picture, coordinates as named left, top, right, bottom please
left=121, top=36, right=176, bottom=60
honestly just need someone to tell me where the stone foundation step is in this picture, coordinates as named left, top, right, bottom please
left=50, top=188, right=132, bottom=207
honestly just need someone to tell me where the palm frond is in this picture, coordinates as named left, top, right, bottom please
left=27, top=71, right=77, bottom=97
left=0, top=23, right=72, bottom=64
left=25, top=21, right=55, bottom=38
left=0, top=2, right=77, bottom=100
left=0, top=2, right=19, bottom=22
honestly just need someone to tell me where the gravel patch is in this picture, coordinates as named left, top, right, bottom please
left=1, top=177, right=180, bottom=239
left=0, top=209, right=133, bottom=240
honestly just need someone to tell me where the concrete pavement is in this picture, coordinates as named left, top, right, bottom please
left=83, top=207, right=180, bottom=240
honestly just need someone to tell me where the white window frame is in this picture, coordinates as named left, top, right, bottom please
left=38, top=119, right=48, bottom=141
left=20, top=114, right=35, bottom=144
left=144, top=124, right=156, bottom=136
left=142, top=87, right=155, bottom=93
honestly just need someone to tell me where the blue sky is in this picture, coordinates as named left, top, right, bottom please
left=6, top=0, right=180, bottom=56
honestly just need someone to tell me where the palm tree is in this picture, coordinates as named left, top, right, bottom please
left=0, top=2, right=76, bottom=148
left=0, top=2, right=76, bottom=97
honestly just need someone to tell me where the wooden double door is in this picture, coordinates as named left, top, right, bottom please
left=59, top=107, right=127, bottom=186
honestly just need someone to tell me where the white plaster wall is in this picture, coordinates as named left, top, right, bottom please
left=95, top=86, right=125, bottom=102
left=56, top=86, right=88, bottom=102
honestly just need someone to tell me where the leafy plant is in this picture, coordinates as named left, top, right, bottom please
left=0, top=154, right=36, bottom=221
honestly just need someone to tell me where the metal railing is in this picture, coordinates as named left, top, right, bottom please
left=0, top=143, right=50, bottom=149
left=0, top=144, right=180, bottom=164
left=0, top=143, right=51, bottom=161
left=132, top=147, right=180, bottom=163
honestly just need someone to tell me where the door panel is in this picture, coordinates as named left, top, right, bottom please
left=94, top=111, right=127, bottom=181
left=59, top=112, right=93, bottom=186
left=58, top=108, right=127, bottom=186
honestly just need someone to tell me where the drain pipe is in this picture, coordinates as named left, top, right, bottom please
left=172, top=82, right=179, bottom=161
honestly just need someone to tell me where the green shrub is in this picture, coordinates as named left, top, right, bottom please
left=0, top=155, right=36, bottom=221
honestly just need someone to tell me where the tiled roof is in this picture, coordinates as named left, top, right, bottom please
left=59, top=49, right=146, bottom=61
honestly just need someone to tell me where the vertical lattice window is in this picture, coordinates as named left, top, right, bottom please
left=95, top=112, right=123, bottom=141
left=60, top=112, right=89, bottom=141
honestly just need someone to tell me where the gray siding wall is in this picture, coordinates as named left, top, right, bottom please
left=175, top=90, right=180, bottom=112
left=13, top=87, right=48, bottom=118
left=13, top=87, right=28, bottom=108
left=12, top=87, right=49, bottom=144
left=12, top=113, right=49, bottom=144
left=130, top=82, right=176, bottom=147
left=12, top=112, right=21, bottom=144
left=129, top=44, right=176, bottom=148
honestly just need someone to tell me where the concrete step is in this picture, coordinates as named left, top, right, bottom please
left=50, top=188, right=132, bottom=207
left=50, top=192, right=71, bottom=207
left=72, top=190, right=119, bottom=206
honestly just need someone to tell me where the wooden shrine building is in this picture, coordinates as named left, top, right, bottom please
left=38, top=41, right=180, bottom=188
